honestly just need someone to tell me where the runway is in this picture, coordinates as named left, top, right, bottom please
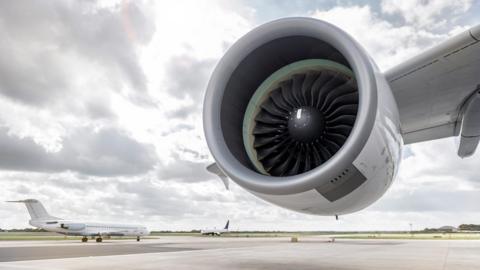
left=0, top=242, right=196, bottom=262
left=0, top=236, right=479, bottom=269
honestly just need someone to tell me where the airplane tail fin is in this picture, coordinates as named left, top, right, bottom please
left=7, top=199, right=58, bottom=220
left=224, top=220, right=230, bottom=230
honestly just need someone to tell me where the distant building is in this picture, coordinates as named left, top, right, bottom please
left=438, top=226, right=458, bottom=232
left=423, top=226, right=458, bottom=233
left=458, top=224, right=480, bottom=231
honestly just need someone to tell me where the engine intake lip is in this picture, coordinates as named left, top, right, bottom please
left=203, top=17, right=377, bottom=195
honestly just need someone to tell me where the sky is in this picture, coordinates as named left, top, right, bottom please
left=1, top=0, right=480, bottom=232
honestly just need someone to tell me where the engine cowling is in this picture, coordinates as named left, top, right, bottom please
left=60, top=223, right=86, bottom=231
left=203, top=18, right=403, bottom=215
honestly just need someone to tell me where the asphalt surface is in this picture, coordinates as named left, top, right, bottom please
left=0, top=242, right=196, bottom=262
left=0, top=237, right=479, bottom=269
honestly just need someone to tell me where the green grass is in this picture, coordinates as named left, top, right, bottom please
left=150, top=231, right=480, bottom=239
left=201, top=232, right=480, bottom=240
left=334, top=233, right=480, bottom=240
left=2, top=231, right=480, bottom=241
left=220, top=232, right=313, bottom=238
left=150, top=232, right=199, bottom=237
left=0, top=232, right=157, bottom=241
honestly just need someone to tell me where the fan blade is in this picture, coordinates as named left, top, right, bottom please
left=270, top=149, right=295, bottom=176
left=291, top=74, right=306, bottom=105
left=280, top=80, right=299, bottom=107
left=325, top=133, right=347, bottom=146
left=325, top=125, right=353, bottom=137
left=301, top=72, right=319, bottom=105
left=325, top=104, right=358, bottom=120
left=256, top=137, right=291, bottom=161
left=253, top=124, right=284, bottom=135
left=254, top=133, right=286, bottom=148
left=327, top=115, right=356, bottom=126
left=320, top=81, right=357, bottom=111
left=255, top=110, right=287, bottom=125
left=261, top=99, right=289, bottom=117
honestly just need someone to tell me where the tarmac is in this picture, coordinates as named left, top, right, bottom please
left=0, top=236, right=479, bottom=269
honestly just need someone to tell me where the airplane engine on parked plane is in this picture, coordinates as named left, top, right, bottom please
left=60, top=223, right=86, bottom=231
left=203, top=18, right=403, bottom=215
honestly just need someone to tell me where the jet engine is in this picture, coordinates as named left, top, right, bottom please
left=60, top=223, right=86, bottom=231
left=203, top=18, right=403, bottom=215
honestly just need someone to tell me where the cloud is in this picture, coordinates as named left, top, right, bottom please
left=160, top=55, right=216, bottom=119
left=165, top=55, right=216, bottom=101
left=0, top=126, right=157, bottom=176
left=399, top=139, right=480, bottom=186
left=371, top=189, right=480, bottom=212
left=310, top=5, right=452, bottom=70
left=157, top=150, right=212, bottom=183
left=381, top=0, right=474, bottom=29
left=1, top=0, right=480, bottom=232
left=0, top=0, right=155, bottom=106
left=363, top=138, right=480, bottom=216
left=141, top=0, right=252, bottom=120
left=0, top=0, right=157, bottom=159
left=86, top=98, right=117, bottom=120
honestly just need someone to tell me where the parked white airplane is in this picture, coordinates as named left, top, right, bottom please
left=8, top=199, right=150, bottom=242
left=201, top=220, right=230, bottom=236
left=203, top=18, right=480, bottom=217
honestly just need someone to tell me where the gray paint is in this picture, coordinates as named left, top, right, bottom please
left=386, top=25, right=480, bottom=148
left=471, top=25, right=480, bottom=40
left=315, top=165, right=367, bottom=202
left=458, top=89, right=480, bottom=157
left=220, top=36, right=350, bottom=170
left=203, top=17, right=378, bottom=195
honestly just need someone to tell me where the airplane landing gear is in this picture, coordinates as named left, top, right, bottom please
left=137, top=236, right=140, bottom=242
left=96, top=237, right=103, bottom=243
left=81, top=237, right=88, bottom=243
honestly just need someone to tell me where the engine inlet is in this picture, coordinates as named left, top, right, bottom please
left=243, top=59, right=358, bottom=176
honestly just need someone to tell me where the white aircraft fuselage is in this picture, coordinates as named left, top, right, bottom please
left=201, top=220, right=230, bottom=236
left=29, top=219, right=149, bottom=237
left=9, top=199, right=149, bottom=242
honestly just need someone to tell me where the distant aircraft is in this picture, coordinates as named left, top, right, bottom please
left=8, top=199, right=150, bottom=243
left=201, top=220, right=230, bottom=236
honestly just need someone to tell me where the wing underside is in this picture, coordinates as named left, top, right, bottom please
left=386, top=25, right=480, bottom=156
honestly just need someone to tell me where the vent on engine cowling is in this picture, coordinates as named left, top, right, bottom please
left=243, top=59, right=359, bottom=177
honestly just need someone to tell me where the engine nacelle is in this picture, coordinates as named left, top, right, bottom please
left=60, top=223, right=86, bottom=231
left=204, top=18, right=403, bottom=215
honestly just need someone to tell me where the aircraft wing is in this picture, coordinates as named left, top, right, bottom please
left=385, top=24, right=480, bottom=157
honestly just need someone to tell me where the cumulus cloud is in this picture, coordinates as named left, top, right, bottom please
left=141, top=0, right=252, bottom=121
left=0, top=0, right=158, bottom=153
left=165, top=55, right=216, bottom=101
left=157, top=149, right=212, bottom=183
left=1, top=0, right=480, bottom=232
left=381, top=0, right=473, bottom=29
left=310, top=5, right=451, bottom=70
left=0, top=0, right=155, bottom=106
left=161, top=55, right=216, bottom=119
left=0, top=126, right=157, bottom=176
